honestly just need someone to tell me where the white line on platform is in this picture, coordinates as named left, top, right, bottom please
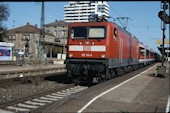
left=77, top=63, right=158, bottom=113
left=166, top=95, right=170, bottom=113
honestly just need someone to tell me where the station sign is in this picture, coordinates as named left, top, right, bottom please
left=156, top=39, right=169, bottom=45
left=0, top=42, right=14, bottom=47
left=0, top=42, right=14, bottom=61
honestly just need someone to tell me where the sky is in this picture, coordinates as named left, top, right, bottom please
left=2, top=1, right=170, bottom=54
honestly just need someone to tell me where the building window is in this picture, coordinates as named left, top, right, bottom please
left=90, top=1, right=95, bottom=3
left=97, top=5, right=103, bottom=12
left=22, top=34, right=30, bottom=41
left=54, top=30, right=57, bottom=36
left=22, top=35, right=26, bottom=41
left=46, top=29, right=50, bottom=32
left=8, top=35, right=16, bottom=41
left=9, top=35, right=12, bottom=40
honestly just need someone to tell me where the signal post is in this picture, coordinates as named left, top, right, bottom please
left=156, top=1, right=169, bottom=77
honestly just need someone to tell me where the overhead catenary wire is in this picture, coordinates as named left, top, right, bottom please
left=108, top=2, right=123, bottom=17
left=108, top=2, right=160, bottom=54
left=120, top=2, right=159, bottom=53
left=6, top=2, right=65, bottom=29
left=45, top=3, right=63, bottom=21
left=128, top=24, right=160, bottom=28
left=46, top=2, right=65, bottom=13
left=5, top=2, right=41, bottom=29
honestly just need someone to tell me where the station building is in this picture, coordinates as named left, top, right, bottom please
left=3, top=22, right=63, bottom=59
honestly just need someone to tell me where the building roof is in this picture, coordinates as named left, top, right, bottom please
left=7, top=22, right=55, bottom=37
left=8, top=22, right=40, bottom=33
left=45, top=20, right=70, bottom=27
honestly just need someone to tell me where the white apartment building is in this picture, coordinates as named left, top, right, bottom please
left=64, top=1, right=109, bottom=22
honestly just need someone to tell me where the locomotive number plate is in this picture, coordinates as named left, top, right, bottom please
left=83, top=46, right=91, bottom=51
left=81, top=53, right=92, bottom=57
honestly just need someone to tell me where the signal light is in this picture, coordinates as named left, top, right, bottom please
left=158, top=11, right=170, bottom=24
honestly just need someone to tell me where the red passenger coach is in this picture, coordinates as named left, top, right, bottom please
left=139, top=42, right=155, bottom=67
left=65, top=16, right=155, bottom=83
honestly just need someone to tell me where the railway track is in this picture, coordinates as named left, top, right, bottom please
left=0, top=63, right=159, bottom=113
left=0, top=84, right=88, bottom=113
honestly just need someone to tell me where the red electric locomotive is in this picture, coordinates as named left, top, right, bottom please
left=65, top=16, right=154, bottom=83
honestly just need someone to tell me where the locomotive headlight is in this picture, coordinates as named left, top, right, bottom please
left=101, top=54, right=105, bottom=58
left=69, top=54, right=73, bottom=58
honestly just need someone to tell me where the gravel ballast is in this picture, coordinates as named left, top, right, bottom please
left=0, top=81, right=66, bottom=103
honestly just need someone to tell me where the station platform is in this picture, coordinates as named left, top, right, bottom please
left=0, top=63, right=65, bottom=72
left=0, top=58, right=65, bottom=65
left=0, top=63, right=66, bottom=80
left=41, top=63, right=169, bottom=113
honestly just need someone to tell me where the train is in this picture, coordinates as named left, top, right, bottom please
left=65, top=16, right=159, bottom=84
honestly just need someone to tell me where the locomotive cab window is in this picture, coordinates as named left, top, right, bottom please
left=70, top=26, right=106, bottom=39
left=113, top=28, right=117, bottom=41
left=71, top=27, right=87, bottom=39
left=88, top=26, right=106, bottom=39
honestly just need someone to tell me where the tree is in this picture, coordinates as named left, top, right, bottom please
left=0, top=3, right=10, bottom=27
left=0, top=27, right=6, bottom=41
left=28, top=37, right=47, bottom=85
left=0, top=3, right=10, bottom=41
